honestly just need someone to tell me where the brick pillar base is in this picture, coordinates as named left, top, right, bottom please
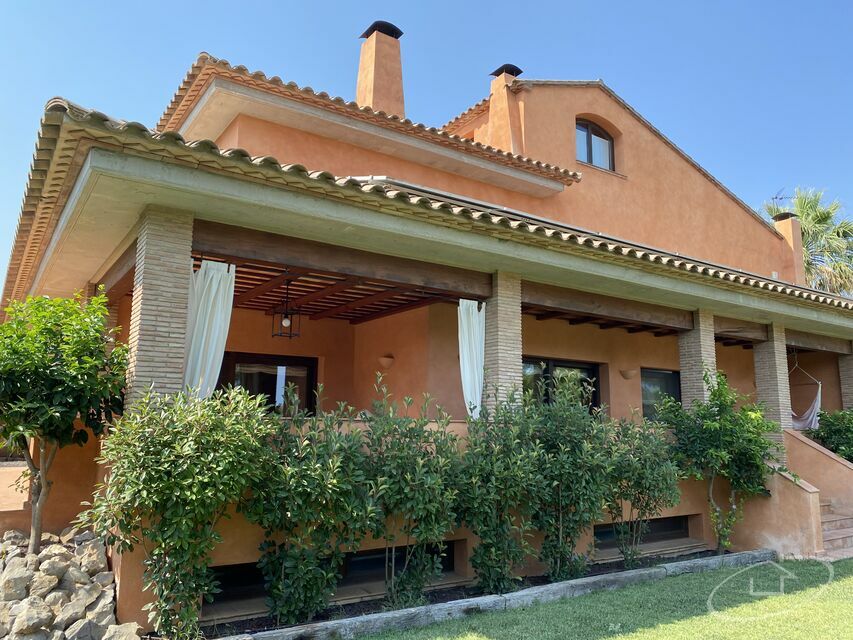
left=126, top=209, right=194, bottom=403
left=483, top=272, right=522, bottom=406
left=753, top=323, right=792, bottom=463
left=678, top=310, right=716, bottom=405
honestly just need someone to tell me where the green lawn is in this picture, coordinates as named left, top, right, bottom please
left=365, top=559, right=853, bottom=640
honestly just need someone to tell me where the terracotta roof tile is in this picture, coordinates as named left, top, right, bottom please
left=4, top=97, right=852, bottom=318
left=157, top=53, right=581, bottom=187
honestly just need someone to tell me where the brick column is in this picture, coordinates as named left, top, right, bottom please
left=483, top=272, right=522, bottom=405
left=839, top=354, right=853, bottom=410
left=753, top=323, right=792, bottom=462
left=678, top=310, right=717, bottom=405
left=126, top=209, right=193, bottom=403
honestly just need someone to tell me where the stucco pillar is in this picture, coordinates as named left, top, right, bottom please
left=753, top=323, right=792, bottom=462
left=125, top=208, right=194, bottom=403
left=678, top=310, right=717, bottom=405
left=483, top=272, right=522, bottom=406
left=839, top=354, right=853, bottom=410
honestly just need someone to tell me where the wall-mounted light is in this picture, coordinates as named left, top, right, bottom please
left=620, top=368, right=639, bottom=380
left=378, top=354, right=395, bottom=370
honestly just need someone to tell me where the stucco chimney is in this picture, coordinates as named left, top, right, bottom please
left=487, top=64, right=524, bottom=154
left=356, top=21, right=405, bottom=117
left=773, top=212, right=807, bottom=286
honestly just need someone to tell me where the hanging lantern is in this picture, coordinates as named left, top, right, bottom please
left=271, top=277, right=301, bottom=338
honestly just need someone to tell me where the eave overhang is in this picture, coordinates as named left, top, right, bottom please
left=178, top=77, right=567, bottom=197
left=5, top=98, right=853, bottom=341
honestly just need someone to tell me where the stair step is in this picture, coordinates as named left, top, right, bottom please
left=822, top=527, right=853, bottom=551
left=822, top=513, right=853, bottom=532
left=820, top=500, right=833, bottom=515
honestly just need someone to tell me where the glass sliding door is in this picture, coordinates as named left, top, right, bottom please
left=219, top=352, right=318, bottom=414
left=522, top=357, right=601, bottom=407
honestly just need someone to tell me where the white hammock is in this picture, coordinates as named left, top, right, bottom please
left=792, top=382, right=821, bottom=430
left=790, top=356, right=821, bottom=430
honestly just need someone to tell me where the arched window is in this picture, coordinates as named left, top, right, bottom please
left=576, top=119, right=614, bottom=171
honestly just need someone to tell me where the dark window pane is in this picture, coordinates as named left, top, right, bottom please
left=234, top=363, right=311, bottom=414
left=591, top=132, right=613, bottom=170
left=523, top=358, right=600, bottom=407
left=641, top=369, right=681, bottom=420
left=576, top=123, right=590, bottom=162
left=523, top=361, right=546, bottom=400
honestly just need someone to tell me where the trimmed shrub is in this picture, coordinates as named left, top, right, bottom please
left=657, top=372, right=782, bottom=554
left=458, top=392, right=544, bottom=593
left=82, top=387, right=276, bottom=640
left=606, top=418, right=681, bottom=568
left=528, top=373, right=613, bottom=580
left=808, top=410, right=853, bottom=462
left=362, top=379, right=459, bottom=609
left=242, top=388, right=378, bottom=625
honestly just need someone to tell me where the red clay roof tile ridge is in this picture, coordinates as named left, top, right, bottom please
left=156, top=53, right=582, bottom=184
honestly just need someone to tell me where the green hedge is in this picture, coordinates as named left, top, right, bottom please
left=85, top=372, right=784, bottom=636
left=809, top=410, right=853, bottom=462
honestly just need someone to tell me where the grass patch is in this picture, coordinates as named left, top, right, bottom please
left=365, top=559, right=853, bottom=640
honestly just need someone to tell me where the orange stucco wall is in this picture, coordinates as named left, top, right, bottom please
left=785, top=428, right=853, bottom=515
left=216, top=86, right=797, bottom=283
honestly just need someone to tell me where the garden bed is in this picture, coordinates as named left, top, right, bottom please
left=200, top=549, right=720, bottom=639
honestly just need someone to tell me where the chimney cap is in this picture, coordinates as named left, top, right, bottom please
left=772, top=211, right=798, bottom=222
left=490, top=63, right=524, bottom=77
left=360, top=21, right=403, bottom=39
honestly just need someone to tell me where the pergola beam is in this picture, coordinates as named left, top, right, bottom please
left=311, top=287, right=415, bottom=320
left=234, top=271, right=302, bottom=306
left=193, top=220, right=491, bottom=299
left=522, top=281, right=693, bottom=331
left=349, top=296, right=447, bottom=325
left=265, top=278, right=361, bottom=313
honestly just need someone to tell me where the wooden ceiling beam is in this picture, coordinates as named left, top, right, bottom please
left=265, top=278, right=361, bottom=314
left=522, top=281, right=693, bottom=331
left=96, top=242, right=136, bottom=304
left=534, top=310, right=566, bottom=321
left=311, top=287, right=415, bottom=320
left=785, top=329, right=852, bottom=355
left=234, top=271, right=302, bottom=306
left=349, top=296, right=446, bottom=325
left=193, top=220, right=491, bottom=299
left=714, top=316, right=768, bottom=343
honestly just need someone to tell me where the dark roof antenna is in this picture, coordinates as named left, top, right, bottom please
left=490, top=63, right=524, bottom=77
left=360, top=21, right=404, bottom=39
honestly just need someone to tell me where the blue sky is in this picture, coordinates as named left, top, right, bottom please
left=1, top=1, right=851, bottom=283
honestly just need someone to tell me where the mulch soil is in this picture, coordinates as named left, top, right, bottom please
left=199, top=550, right=715, bottom=638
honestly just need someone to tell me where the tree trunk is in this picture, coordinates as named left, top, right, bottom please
left=25, top=440, right=57, bottom=555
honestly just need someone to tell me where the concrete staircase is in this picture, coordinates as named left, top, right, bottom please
left=820, top=500, right=853, bottom=560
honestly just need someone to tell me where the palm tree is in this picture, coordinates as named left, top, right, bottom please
left=764, top=188, right=853, bottom=296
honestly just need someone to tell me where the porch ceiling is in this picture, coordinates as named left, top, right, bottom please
left=193, top=254, right=461, bottom=324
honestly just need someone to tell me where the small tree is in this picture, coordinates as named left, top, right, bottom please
left=363, top=378, right=459, bottom=609
left=457, top=391, right=544, bottom=593
left=606, top=418, right=680, bottom=568
left=657, top=372, right=782, bottom=554
left=82, top=387, right=277, bottom=640
left=242, top=387, right=378, bottom=624
left=528, top=373, right=613, bottom=580
left=0, top=291, right=126, bottom=553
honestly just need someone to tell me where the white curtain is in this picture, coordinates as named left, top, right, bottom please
left=184, top=260, right=236, bottom=397
left=792, top=383, right=822, bottom=430
left=457, top=299, right=485, bottom=418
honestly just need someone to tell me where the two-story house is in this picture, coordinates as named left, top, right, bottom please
left=3, top=21, right=853, bottom=629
